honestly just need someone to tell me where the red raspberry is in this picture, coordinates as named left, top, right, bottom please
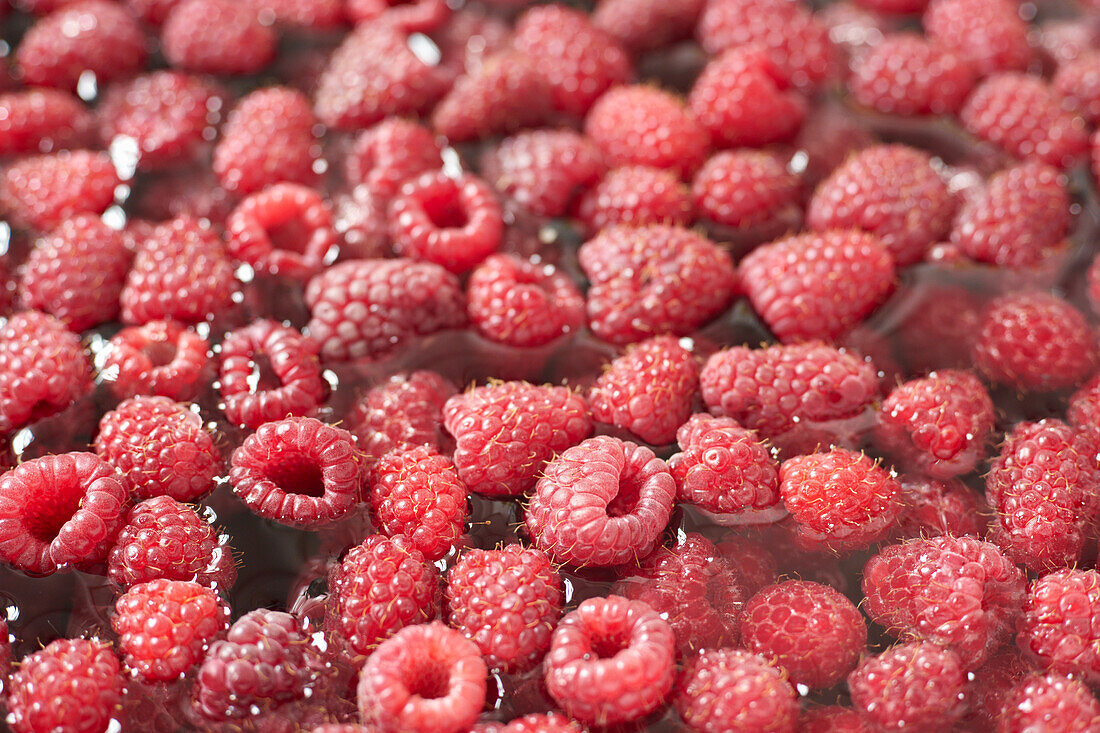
left=862, top=535, right=1026, bottom=668
left=849, top=34, right=975, bottom=116
left=357, top=622, right=486, bottom=733
left=480, top=130, right=605, bottom=218
left=112, top=578, right=230, bottom=682
left=1054, top=52, right=1100, bottom=123
left=107, top=495, right=235, bottom=590
left=245, top=0, right=344, bottom=28
left=1, top=150, right=118, bottom=231
left=304, top=258, right=466, bottom=361
left=848, top=642, right=969, bottom=732
left=741, top=580, right=866, bottom=689
left=1018, top=569, right=1100, bottom=684
left=95, top=396, right=221, bottom=503
left=688, top=45, right=807, bottom=148
left=466, top=254, right=585, bottom=348
left=128, top=168, right=237, bottom=226
left=579, top=224, right=737, bottom=344
left=691, top=149, right=800, bottom=229
left=525, top=435, right=675, bottom=566
left=443, top=381, right=592, bottom=497
left=0, top=310, right=91, bottom=433
left=229, top=416, right=364, bottom=528
left=161, top=0, right=276, bottom=75
left=800, top=706, right=876, bottom=733
left=345, top=119, right=443, bottom=206
left=101, top=320, right=210, bottom=402
left=998, top=672, right=1100, bottom=731
left=121, top=217, right=236, bottom=326
left=544, top=595, right=675, bottom=725
left=592, top=0, right=704, bottom=53
left=1069, top=373, right=1100, bottom=450
left=924, top=0, right=1031, bottom=77
left=15, top=1, right=146, bottom=91
left=972, top=292, right=1096, bottom=392
left=512, top=5, right=632, bottom=117
left=18, top=214, right=131, bottom=332
left=740, top=229, right=895, bottom=343
left=874, top=369, right=995, bottom=479
left=444, top=544, right=563, bottom=673
left=226, top=184, right=337, bottom=281
left=218, top=320, right=325, bottom=430
left=575, top=165, right=693, bottom=234
left=898, top=475, right=987, bottom=539
left=124, top=0, right=178, bottom=24
left=588, top=336, right=700, bottom=445
left=345, top=0, right=448, bottom=32
left=700, top=342, right=879, bottom=438
left=0, top=88, right=92, bottom=156
left=807, top=145, right=954, bottom=266
left=499, top=713, right=581, bottom=733
left=674, top=648, right=799, bottom=733
left=346, top=371, right=455, bottom=468
left=432, top=6, right=512, bottom=77
left=213, top=87, right=319, bottom=196
left=961, top=73, right=1090, bottom=170
left=326, top=534, right=440, bottom=659
left=7, top=638, right=123, bottom=733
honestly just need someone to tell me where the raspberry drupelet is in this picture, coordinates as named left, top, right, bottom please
left=346, top=371, right=456, bottom=468
left=674, top=648, right=799, bottom=733
left=100, top=320, right=211, bottom=402
left=225, top=184, right=339, bottom=281
left=7, top=638, right=124, bottom=733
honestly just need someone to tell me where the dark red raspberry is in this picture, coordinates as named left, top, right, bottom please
left=229, top=416, right=364, bottom=528
left=892, top=283, right=983, bottom=374
left=357, top=622, right=486, bottom=733
left=1, top=150, right=118, bottom=231
left=161, top=0, right=276, bottom=75
left=1054, top=51, right=1100, bottom=123
left=592, top=0, right=704, bottom=53
left=848, top=642, right=969, bottom=732
left=800, top=706, right=876, bottom=733
left=480, top=130, right=605, bottom=218
left=575, top=165, right=693, bottom=234
left=525, top=435, right=675, bottom=566
left=924, top=0, right=1031, bottom=77
left=1018, top=569, right=1100, bottom=684
left=897, top=475, right=986, bottom=539
left=226, top=184, right=337, bottom=281
left=972, top=292, right=1096, bottom=392
left=579, top=224, right=737, bottom=344
left=305, top=258, right=466, bottom=361
left=445, top=544, right=562, bottom=673
left=15, top=1, right=146, bottom=91
left=18, top=214, right=131, bottom=332
left=346, top=371, right=455, bottom=468
left=345, top=0, right=448, bottom=31
left=466, top=254, right=585, bottom=348
left=688, top=45, right=807, bottom=148
left=0, top=310, right=91, bottom=433
left=443, top=381, right=592, bottom=497
left=112, top=578, right=230, bottom=682
left=0, top=88, right=92, bottom=156
left=245, top=0, right=344, bottom=28
left=346, top=119, right=443, bottom=206
left=7, top=638, right=123, bottom=733
left=107, top=495, right=235, bottom=590
left=691, top=149, right=800, bottom=229
left=849, top=33, right=975, bottom=116
left=95, top=395, right=221, bottom=503
left=998, top=672, right=1100, bottom=731
left=326, top=534, right=440, bottom=659
left=741, top=580, right=866, bottom=689
left=101, top=320, right=211, bottom=402
left=128, top=168, right=237, bottom=226
left=674, top=648, right=798, bottom=733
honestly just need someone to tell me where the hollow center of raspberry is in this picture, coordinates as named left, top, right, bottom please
left=267, top=216, right=313, bottom=255
left=588, top=631, right=628, bottom=659
left=606, top=472, right=643, bottom=518
left=262, top=452, right=325, bottom=498
left=248, top=353, right=284, bottom=393
left=143, top=340, right=178, bottom=368
left=422, top=194, right=469, bottom=230
left=23, top=488, right=81, bottom=543
left=408, top=663, right=450, bottom=700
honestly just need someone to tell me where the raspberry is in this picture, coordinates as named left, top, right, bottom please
left=480, top=130, right=605, bottom=218
left=0, top=88, right=92, bottom=156
left=848, top=34, right=976, bottom=116
left=346, top=119, right=443, bottom=206
left=112, top=578, right=230, bottom=682
left=862, top=535, right=1026, bottom=668
left=445, top=544, right=563, bottom=673
left=466, top=254, right=585, bottom=348
left=218, top=320, right=326, bottom=430
left=225, top=184, right=337, bottom=282
left=346, top=371, right=455, bottom=468
left=499, top=713, right=581, bottom=733
left=345, top=0, right=448, bottom=32
left=848, top=642, right=969, bottom=732
left=960, top=73, right=1090, bottom=170
left=592, top=0, right=704, bottom=53
left=588, top=336, right=700, bottom=445
left=800, top=707, right=875, bottom=733
left=525, top=435, right=675, bottom=567
left=107, top=495, right=235, bottom=590
left=94, top=396, right=221, bottom=503
left=326, top=534, right=440, bottom=659
left=874, top=369, right=995, bottom=479
left=579, top=224, right=737, bottom=344
left=691, top=149, right=800, bottom=229
left=740, top=229, right=895, bottom=343
left=432, top=6, right=512, bottom=77
left=161, top=0, right=276, bottom=75
left=700, top=342, right=879, bottom=438
left=357, top=622, right=486, bottom=733
left=388, top=172, right=503, bottom=274
left=129, top=168, right=237, bottom=225
left=18, top=214, right=131, bottom=332
left=304, top=258, right=466, bottom=361
left=443, top=381, right=592, bottom=497
left=194, top=609, right=325, bottom=721
left=15, top=1, right=146, bottom=91
left=674, top=648, right=799, bottom=733
left=924, top=0, right=1031, bottom=77
left=999, top=672, right=1100, bottom=731
left=972, top=292, right=1096, bottom=392
left=100, top=320, right=210, bottom=402
left=1069, top=374, right=1100, bottom=450
left=1018, top=569, right=1100, bottom=684
left=544, top=595, right=675, bottom=725
left=245, top=0, right=344, bottom=28
left=0, top=310, right=91, bottom=433
left=950, top=162, right=1071, bottom=269
left=123, top=0, right=177, bottom=24
left=512, top=5, right=632, bottom=117
left=229, top=416, right=364, bottom=528
left=1054, top=52, right=1100, bottom=123
left=1, top=150, right=119, bottom=231
left=688, top=45, right=807, bottom=148
left=807, top=145, right=954, bottom=266
left=7, top=638, right=123, bottom=733
left=575, top=165, right=693, bottom=234
left=213, top=87, right=319, bottom=196
left=897, top=475, right=987, bottom=539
